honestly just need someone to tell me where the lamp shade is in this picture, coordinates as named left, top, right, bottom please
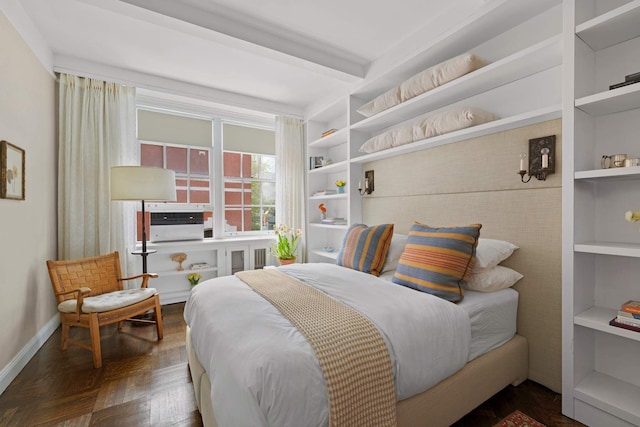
left=111, top=166, right=177, bottom=201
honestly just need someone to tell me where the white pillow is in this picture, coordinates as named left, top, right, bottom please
left=381, top=234, right=408, bottom=273
left=356, top=86, right=402, bottom=118
left=399, top=53, right=487, bottom=102
left=473, top=238, right=519, bottom=273
left=466, top=265, right=523, bottom=292
left=359, top=125, right=417, bottom=153
left=414, top=107, right=498, bottom=140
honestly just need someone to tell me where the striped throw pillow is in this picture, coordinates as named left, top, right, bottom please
left=392, top=222, right=482, bottom=302
left=337, top=224, right=394, bottom=276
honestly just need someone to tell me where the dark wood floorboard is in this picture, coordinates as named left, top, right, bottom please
left=0, top=302, right=583, bottom=426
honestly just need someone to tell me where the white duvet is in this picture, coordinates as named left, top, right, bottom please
left=184, top=263, right=471, bottom=427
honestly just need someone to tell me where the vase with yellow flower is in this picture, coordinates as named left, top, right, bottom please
left=272, top=224, right=302, bottom=265
left=335, top=180, right=346, bottom=194
left=188, top=273, right=202, bottom=286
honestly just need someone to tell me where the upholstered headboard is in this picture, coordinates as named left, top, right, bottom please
left=362, top=119, right=562, bottom=392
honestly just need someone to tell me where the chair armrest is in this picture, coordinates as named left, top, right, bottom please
left=120, top=273, right=158, bottom=288
left=56, top=287, right=91, bottom=320
left=56, top=287, right=91, bottom=297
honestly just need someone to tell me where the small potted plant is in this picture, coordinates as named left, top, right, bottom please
left=188, top=273, right=202, bottom=286
left=272, top=224, right=302, bottom=265
left=335, top=180, right=346, bottom=194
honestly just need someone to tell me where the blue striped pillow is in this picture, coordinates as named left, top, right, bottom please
left=392, top=222, right=481, bottom=302
left=337, top=224, right=394, bottom=276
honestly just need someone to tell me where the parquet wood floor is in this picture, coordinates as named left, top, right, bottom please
left=0, top=302, right=584, bottom=427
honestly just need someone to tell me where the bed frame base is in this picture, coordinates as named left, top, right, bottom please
left=186, top=327, right=528, bottom=427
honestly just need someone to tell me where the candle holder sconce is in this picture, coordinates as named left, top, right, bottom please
left=358, top=170, right=375, bottom=196
left=518, top=135, right=556, bottom=183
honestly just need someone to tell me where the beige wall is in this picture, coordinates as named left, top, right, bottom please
left=0, top=11, right=57, bottom=374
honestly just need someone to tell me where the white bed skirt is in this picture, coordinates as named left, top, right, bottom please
left=186, top=326, right=528, bottom=427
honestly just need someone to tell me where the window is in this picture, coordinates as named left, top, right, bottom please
left=222, top=122, right=276, bottom=234
left=136, top=108, right=275, bottom=239
left=223, top=152, right=276, bottom=232
left=140, top=142, right=211, bottom=205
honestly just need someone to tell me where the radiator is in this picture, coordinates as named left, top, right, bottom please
left=254, top=248, right=267, bottom=269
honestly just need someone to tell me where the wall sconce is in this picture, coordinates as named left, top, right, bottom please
left=518, top=135, right=556, bottom=183
left=358, top=170, right=374, bottom=196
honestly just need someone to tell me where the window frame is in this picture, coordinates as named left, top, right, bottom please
left=136, top=104, right=276, bottom=240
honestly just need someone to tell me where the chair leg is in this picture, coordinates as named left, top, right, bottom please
left=154, top=296, right=164, bottom=341
left=89, top=313, right=102, bottom=368
left=60, top=323, right=70, bottom=350
left=117, top=321, right=124, bottom=331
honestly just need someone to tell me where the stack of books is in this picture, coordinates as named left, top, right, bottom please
left=321, top=128, right=338, bottom=138
left=321, top=217, right=347, bottom=225
left=609, top=71, right=640, bottom=90
left=609, top=300, right=640, bottom=332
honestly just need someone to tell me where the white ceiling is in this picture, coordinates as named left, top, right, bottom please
left=14, top=0, right=488, bottom=116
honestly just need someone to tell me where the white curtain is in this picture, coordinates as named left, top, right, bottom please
left=275, top=116, right=306, bottom=261
left=58, top=74, right=137, bottom=273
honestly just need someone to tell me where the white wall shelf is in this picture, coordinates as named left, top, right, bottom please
left=351, top=36, right=562, bottom=134
left=157, top=266, right=218, bottom=277
left=309, top=193, right=348, bottom=201
left=310, top=249, right=339, bottom=260
left=575, top=166, right=640, bottom=180
left=575, top=306, right=640, bottom=342
left=574, top=372, right=640, bottom=427
left=574, top=242, right=640, bottom=258
left=351, top=105, right=561, bottom=164
left=352, top=0, right=560, bottom=99
left=308, top=223, right=349, bottom=230
left=575, top=84, right=640, bottom=116
left=576, top=0, right=640, bottom=51
left=308, top=160, right=348, bottom=174
left=308, top=128, right=348, bottom=148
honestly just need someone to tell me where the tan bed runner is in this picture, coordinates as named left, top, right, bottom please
left=236, top=269, right=397, bottom=427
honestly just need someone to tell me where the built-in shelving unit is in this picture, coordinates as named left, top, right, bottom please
left=141, top=236, right=274, bottom=304
left=563, top=1, right=640, bottom=425
left=304, top=0, right=564, bottom=263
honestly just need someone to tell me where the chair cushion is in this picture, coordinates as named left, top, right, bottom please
left=58, top=288, right=157, bottom=313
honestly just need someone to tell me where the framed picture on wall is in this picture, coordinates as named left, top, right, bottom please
left=1, top=140, right=25, bottom=200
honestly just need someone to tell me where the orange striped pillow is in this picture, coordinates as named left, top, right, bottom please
left=392, top=222, right=481, bottom=302
left=337, top=224, right=394, bottom=276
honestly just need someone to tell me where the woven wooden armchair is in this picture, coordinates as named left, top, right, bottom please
left=46, top=251, right=163, bottom=368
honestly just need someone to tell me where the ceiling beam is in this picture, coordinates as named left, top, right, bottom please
left=80, top=0, right=366, bottom=84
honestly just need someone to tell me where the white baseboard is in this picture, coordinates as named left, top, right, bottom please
left=0, top=314, right=60, bottom=395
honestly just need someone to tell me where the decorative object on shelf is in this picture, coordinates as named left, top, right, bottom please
left=625, top=210, right=640, bottom=230
left=190, top=262, right=210, bottom=270
left=111, top=166, right=177, bottom=273
left=323, top=246, right=335, bottom=253
left=188, top=272, right=202, bottom=286
left=320, top=158, right=333, bottom=167
left=271, top=224, right=302, bottom=263
left=309, top=156, right=324, bottom=170
left=358, top=170, right=375, bottom=196
left=321, top=128, right=338, bottom=138
left=318, top=203, right=327, bottom=219
left=1, top=140, right=25, bottom=200
left=335, top=180, right=346, bottom=194
left=518, top=135, right=556, bottom=183
left=601, top=153, right=627, bottom=168
left=609, top=70, right=640, bottom=90
left=171, top=252, right=187, bottom=271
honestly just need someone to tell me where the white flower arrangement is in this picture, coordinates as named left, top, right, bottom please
left=625, top=211, right=640, bottom=223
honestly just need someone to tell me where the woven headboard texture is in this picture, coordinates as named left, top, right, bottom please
left=362, top=119, right=562, bottom=392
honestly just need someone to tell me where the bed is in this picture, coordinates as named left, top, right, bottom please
left=185, top=119, right=562, bottom=426
left=185, top=263, right=528, bottom=427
